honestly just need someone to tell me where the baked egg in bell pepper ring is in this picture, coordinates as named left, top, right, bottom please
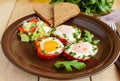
left=35, top=37, right=64, bottom=59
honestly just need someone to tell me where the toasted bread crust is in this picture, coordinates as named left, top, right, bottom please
left=33, top=2, right=80, bottom=27
left=54, top=2, right=80, bottom=27
left=33, top=3, right=53, bottom=26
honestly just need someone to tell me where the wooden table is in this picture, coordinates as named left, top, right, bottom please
left=0, top=0, right=120, bottom=81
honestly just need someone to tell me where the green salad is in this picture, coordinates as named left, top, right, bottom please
left=18, top=18, right=52, bottom=42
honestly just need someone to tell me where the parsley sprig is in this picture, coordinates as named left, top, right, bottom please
left=82, top=30, right=100, bottom=45
left=50, top=0, right=114, bottom=16
left=54, top=60, right=86, bottom=72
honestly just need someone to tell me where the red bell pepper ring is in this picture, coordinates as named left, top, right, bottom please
left=35, top=41, right=62, bottom=59
left=37, top=51, right=61, bottom=59
left=63, top=51, right=91, bottom=62
left=35, top=41, right=40, bottom=50
left=57, top=37, right=67, bottom=44
left=18, top=27, right=26, bottom=33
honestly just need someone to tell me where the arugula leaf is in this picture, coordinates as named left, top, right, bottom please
left=83, top=30, right=94, bottom=43
left=92, top=40, right=100, bottom=45
left=50, top=0, right=114, bottom=16
left=82, top=30, right=100, bottom=45
left=90, top=0, right=96, bottom=4
left=54, top=60, right=86, bottom=72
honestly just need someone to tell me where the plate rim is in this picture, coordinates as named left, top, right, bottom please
left=1, top=13, right=120, bottom=79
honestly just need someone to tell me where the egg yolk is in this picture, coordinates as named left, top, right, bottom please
left=43, top=40, right=59, bottom=52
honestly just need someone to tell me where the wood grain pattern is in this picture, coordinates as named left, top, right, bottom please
left=0, top=45, right=38, bottom=81
left=39, top=77, right=90, bottom=81
left=0, top=0, right=38, bottom=81
left=112, top=0, right=120, bottom=10
left=8, top=0, right=34, bottom=25
left=91, top=64, right=120, bottom=81
left=0, top=0, right=16, bottom=41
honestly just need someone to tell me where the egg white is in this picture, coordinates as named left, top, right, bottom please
left=52, top=25, right=81, bottom=44
left=40, top=37, right=64, bottom=54
left=64, top=41, right=98, bottom=59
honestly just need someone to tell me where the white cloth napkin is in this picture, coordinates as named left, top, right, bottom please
left=100, top=10, right=120, bottom=24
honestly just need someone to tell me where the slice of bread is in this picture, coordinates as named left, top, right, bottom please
left=54, top=2, right=80, bottom=27
left=33, top=3, right=53, bottom=26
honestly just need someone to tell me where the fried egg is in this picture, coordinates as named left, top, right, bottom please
left=64, top=41, right=98, bottom=61
left=40, top=37, right=64, bottom=54
left=52, top=25, right=81, bottom=44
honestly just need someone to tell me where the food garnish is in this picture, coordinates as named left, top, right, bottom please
left=54, top=60, right=86, bottom=72
left=82, top=30, right=100, bottom=45
left=50, top=0, right=114, bottom=16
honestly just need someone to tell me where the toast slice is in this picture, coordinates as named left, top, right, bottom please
left=33, top=3, right=53, bottom=26
left=54, top=2, right=80, bottom=27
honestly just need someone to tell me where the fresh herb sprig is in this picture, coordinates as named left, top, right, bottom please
left=50, top=0, right=114, bottom=16
left=82, top=30, right=100, bottom=45
left=54, top=60, right=86, bottom=72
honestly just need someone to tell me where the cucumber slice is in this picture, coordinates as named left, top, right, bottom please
left=20, top=34, right=29, bottom=42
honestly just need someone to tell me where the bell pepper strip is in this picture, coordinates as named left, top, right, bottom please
left=28, top=26, right=37, bottom=33
left=35, top=41, right=62, bottom=59
left=63, top=51, right=91, bottom=62
left=18, top=27, right=26, bottom=33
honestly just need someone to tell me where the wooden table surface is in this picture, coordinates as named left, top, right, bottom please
left=0, top=0, right=120, bottom=81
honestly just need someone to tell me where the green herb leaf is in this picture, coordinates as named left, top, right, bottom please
left=63, top=34, right=67, bottom=38
left=65, top=45, right=70, bottom=50
left=83, top=30, right=94, bottom=43
left=92, top=40, right=100, bottom=45
left=54, top=60, right=86, bottom=72
left=50, top=0, right=114, bottom=16
left=50, top=0, right=65, bottom=4
left=41, top=50, right=46, bottom=54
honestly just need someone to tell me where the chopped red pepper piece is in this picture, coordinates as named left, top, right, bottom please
left=28, top=26, right=37, bottom=33
left=18, top=27, right=26, bottom=33
left=35, top=41, right=40, bottom=46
